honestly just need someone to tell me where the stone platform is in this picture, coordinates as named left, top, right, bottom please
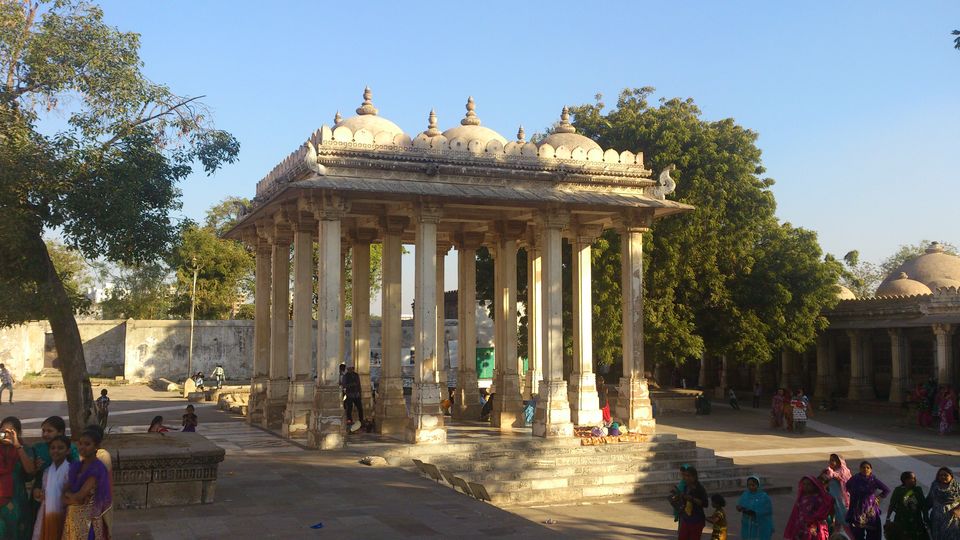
left=345, top=421, right=786, bottom=508
left=105, top=432, right=226, bottom=509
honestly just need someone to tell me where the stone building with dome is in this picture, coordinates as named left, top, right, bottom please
left=225, top=88, right=691, bottom=449
left=806, top=242, right=960, bottom=403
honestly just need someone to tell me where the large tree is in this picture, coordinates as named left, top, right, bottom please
left=569, top=88, right=840, bottom=371
left=169, top=223, right=252, bottom=320
left=0, top=1, right=238, bottom=433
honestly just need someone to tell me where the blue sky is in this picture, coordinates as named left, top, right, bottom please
left=93, top=1, right=960, bottom=312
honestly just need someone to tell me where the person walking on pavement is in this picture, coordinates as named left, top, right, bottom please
left=752, top=382, right=762, bottom=409
left=0, top=364, right=14, bottom=404
left=342, top=366, right=364, bottom=429
left=212, top=364, right=225, bottom=389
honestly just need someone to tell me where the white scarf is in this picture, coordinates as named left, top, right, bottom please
left=32, top=460, right=70, bottom=540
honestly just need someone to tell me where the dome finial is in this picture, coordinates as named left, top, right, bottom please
left=927, top=241, right=944, bottom=254
left=898, top=272, right=909, bottom=279
left=556, top=106, right=576, bottom=134
left=461, top=96, right=481, bottom=126
left=517, top=125, right=526, bottom=143
left=334, top=110, right=342, bottom=124
left=356, top=86, right=378, bottom=116
left=423, top=109, right=441, bottom=137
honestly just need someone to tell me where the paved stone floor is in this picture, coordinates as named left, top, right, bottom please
left=5, top=385, right=959, bottom=539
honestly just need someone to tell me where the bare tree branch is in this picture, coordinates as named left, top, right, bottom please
left=100, top=94, right=206, bottom=150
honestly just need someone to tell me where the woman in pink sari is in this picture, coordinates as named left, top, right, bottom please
left=823, top=454, right=852, bottom=508
left=939, top=386, right=957, bottom=436
left=771, top=389, right=785, bottom=429
left=784, top=476, right=834, bottom=540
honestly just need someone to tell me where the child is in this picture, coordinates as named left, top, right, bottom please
left=32, top=434, right=72, bottom=540
left=148, top=416, right=172, bottom=433
left=792, top=395, right=808, bottom=433
left=728, top=388, right=741, bottom=410
left=182, top=405, right=198, bottom=432
left=212, top=364, right=225, bottom=389
left=194, top=372, right=205, bottom=391
left=706, top=493, right=728, bottom=540
left=62, top=428, right=112, bottom=540
left=94, top=389, right=110, bottom=429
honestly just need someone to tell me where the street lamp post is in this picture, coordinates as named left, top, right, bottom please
left=188, top=257, right=199, bottom=380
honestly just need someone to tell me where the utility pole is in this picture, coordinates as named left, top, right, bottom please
left=188, top=257, right=199, bottom=379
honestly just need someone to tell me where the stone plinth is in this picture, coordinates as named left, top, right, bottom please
left=308, top=385, right=344, bottom=449
left=282, top=380, right=315, bottom=438
left=246, top=376, right=268, bottom=424
left=106, top=433, right=225, bottom=509
left=616, top=376, right=656, bottom=435
left=375, top=375, right=408, bottom=437
left=406, top=382, right=446, bottom=444
left=532, top=380, right=574, bottom=437
left=264, top=378, right=289, bottom=429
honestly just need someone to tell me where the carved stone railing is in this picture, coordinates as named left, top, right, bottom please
left=105, top=433, right=226, bottom=509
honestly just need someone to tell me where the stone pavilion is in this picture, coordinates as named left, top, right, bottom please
left=226, top=88, right=691, bottom=449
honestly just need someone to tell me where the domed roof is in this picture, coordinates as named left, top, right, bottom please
left=875, top=272, right=932, bottom=297
left=441, top=97, right=508, bottom=148
left=928, top=278, right=960, bottom=290
left=333, top=87, right=406, bottom=141
left=538, top=107, right=602, bottom=152
left=836, top=285, right=857, bottom=300
left=878, top=242, right=960, bottom=291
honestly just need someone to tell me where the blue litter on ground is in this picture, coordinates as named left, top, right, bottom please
left=310, top=523, right=324, bottom=529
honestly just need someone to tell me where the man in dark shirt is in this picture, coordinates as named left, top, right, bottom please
left=342, top=366, right=363, bottom=426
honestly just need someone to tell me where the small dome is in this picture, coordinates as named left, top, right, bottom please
left=875, top=272, right=932, bottom=297
left=334, top=87, right=406, bottom=141
left=538, top=106, right=602, bottom=152
left=928, top=278, right=960, bottom=290
left=441, top=97, right=508, bottom=148
left=836, top=285, right=857, bottom=300
left=878, top=241, right=960, bottom=292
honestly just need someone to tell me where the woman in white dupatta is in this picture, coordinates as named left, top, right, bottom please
left=31, top=435, right=71, bottom=540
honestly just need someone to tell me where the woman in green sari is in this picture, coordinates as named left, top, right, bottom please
left=886, top=471, right=929, bottom=540
left=0, top=416, right=36, bottom=540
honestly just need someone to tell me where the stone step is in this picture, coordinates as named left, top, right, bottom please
left=431, top=456, right=734, bottom=480
left=426, top=448, right=705, bottom=471
left=492, top=475, right=769, bottom=507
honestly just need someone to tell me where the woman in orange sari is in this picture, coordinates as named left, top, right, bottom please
left=61, top=428, right=111, bottom=540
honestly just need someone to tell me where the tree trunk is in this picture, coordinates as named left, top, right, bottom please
left=34, top=234, right=94, bottom=435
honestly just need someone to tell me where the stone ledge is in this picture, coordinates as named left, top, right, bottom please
left=104, top=433, right=225, bottom=510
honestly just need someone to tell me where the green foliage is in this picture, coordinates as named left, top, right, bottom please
left=44, top=240, right=93, bottom=313
left=169, top=224, right=253, bottom=320
left=570, top=88, right=840, bottom=367
left=838, top=250, right=881, bottom=298
left=204, top=196, right=250, bottom=237
left=0, top=0, right=239, bottom=325
left=99, top=262, right=173, bottom=319
left=953, top=29, right=960, bottom=50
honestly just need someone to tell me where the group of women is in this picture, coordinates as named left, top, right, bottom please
left=913, top=382, right=958, bottom=436
left=770, top=388, right=811, bottom=432
left=673, top=454, right=960, bottom=540
left=0, top=415, right=112, bottom=540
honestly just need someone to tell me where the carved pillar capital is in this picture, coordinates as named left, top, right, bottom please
left=380, top=215, right=409, bottom=235
left=538, top=210, right=570, bottom=231
left=933, top=323, right=955, bottom=337
left=454, top=231, right=485, bottom=251
left=309, top=194, right=350, bottom=221
left=616, top=208, right=654, bottom=233
left=572, top=224, right=603, bottom=246
left=417, top=203, right=443, bottom=224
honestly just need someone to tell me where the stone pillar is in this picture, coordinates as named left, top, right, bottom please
left=307, top=199, right=347, bottom=450
left=615, top=211, right=656, bottom=434
left=375, top=216, right=408, bottom=436
left=247, top=226, right=272, bottom=425
left=888, top=328, right=910, bottom=403
left=453, top=232, right=483, bottom=420
left=568, top=224, right=603, bottom=427
left=352, top=230, right=376, bottom=416
left=933, top=323, right=955, bottom=388
left=814, top=333, right=832, bottom=400
left=533, top=213, right=574, bottom=437
left=284, top=214, right=315, bottom=438
left=436, top=243, right=449, bottom=392
left=716, top=355, right=728, bottom=399
left=524, top=232, right=544, bottom=401
left=846, top=330, right=876, bottom=400
left=491, top=222, right=525, bottom=429
left=265, top=215, right=292, bottom=429
left=406, top=205, right=445, bottom=444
